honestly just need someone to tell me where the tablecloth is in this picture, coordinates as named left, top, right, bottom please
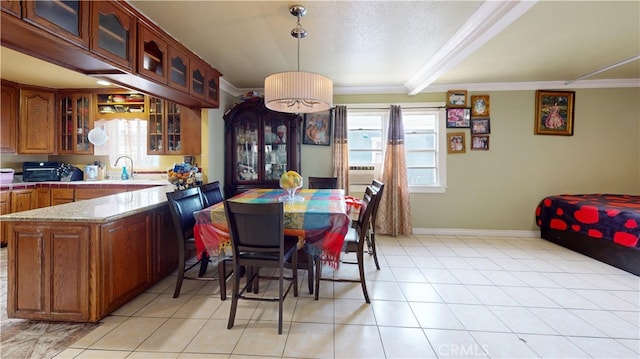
left=193, top=189, right=351, bottom=268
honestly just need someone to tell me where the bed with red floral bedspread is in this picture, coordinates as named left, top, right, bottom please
left=536, top=194, right=640, bottom=276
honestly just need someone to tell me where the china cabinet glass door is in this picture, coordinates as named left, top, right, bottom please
left=235, top=120, right=258, bottom=182
left=264, top=119, right=288, bottom=181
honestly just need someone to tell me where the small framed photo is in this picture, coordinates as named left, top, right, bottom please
left=447, top=90, right=467, bottom=107
left=534, top=90, right=575, bottom=136
left=446, top=108, right=471, bottom=128
left=303, top=109, right=332, bottom=146
left=471, top=135, right=490, bottom=150
left=471, top=95, right=490, bottom=117
left=447, top=132, right=466, bottom=154
left=470, top=118, right=490, bottom=134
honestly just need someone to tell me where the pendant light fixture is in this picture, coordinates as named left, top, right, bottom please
left=264, top=5, right=333, bottom=114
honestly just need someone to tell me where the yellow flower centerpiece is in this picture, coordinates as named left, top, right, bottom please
left=279, top=170, right=303, bottom=202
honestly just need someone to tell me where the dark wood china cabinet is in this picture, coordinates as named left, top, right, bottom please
left=223, top=97, right=301, bottom=198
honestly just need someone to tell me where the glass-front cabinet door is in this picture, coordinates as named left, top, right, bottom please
left=59, top=93, right=92, bottom=154
left=24, top=0, right=89, bottom=48
left=91, top=1, right=134, bottom=70
left=234, top=117, right=259, bottom=182
left=263, top=117, right=288, bottom=181
left=148, top=97, right=164, bottom=154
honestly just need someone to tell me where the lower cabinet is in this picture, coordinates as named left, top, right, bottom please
left=51, top=188, right=74, bottom=205
left=75, top=188, right=121, bottom=201
left=6, top=205, right=177, bottom=322
left=100, top=213, right=153, bottom=316
left=7, top=224, right=90, bottom=321
left=0, top=191, right=10, bottom=246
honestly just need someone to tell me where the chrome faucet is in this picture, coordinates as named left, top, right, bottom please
left=114, top=156, right=134, bottom=180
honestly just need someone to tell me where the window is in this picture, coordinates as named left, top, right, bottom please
left=94, top=119, right=160, bottom=170
left=347, top=104, right=446, bottom=193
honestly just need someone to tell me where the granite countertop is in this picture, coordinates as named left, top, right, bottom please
left=0, top=185, right=176, bottom=223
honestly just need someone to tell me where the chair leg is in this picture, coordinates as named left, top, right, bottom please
left=198, top=251, right=210, bottom=277
left=173, top=255, right=186, bottom=298
left=357, top=247, right=370, bottom=303
left=306, top=253, right=314, bottom=294
left=314, top=256, right=321, bottom=300
left=370, top=231, right=380, bottom=270
left=218, top=257, right=230, bottom=301
left=278, top=264, right=284, bottom=335
left=227, top=265, right=241, bottom=329
left=292, top=249, right=299, bottom=298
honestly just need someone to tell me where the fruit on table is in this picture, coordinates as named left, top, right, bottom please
left=279, top=170, right=302, bottom=189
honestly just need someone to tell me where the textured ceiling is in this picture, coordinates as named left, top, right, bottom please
left=2, top=1, right=639, bottom=95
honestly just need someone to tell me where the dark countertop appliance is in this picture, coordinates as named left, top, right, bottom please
left=23, top=162, right=83, bottom=182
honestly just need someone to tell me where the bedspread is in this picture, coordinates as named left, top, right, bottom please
left=536, top=194, right=640, bottom=248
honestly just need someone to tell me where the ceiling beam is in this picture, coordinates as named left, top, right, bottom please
left=404, top=0, right=538, bottom=96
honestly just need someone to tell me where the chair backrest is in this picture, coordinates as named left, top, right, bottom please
left=369, top=180, right=385, bottom=227
left=224, top=200, right=285, bottom=255
left=354, top=186, right=375, bottom=235
left=200, top=181, right=224, bottom=207
left=308, top=176, right=338, bottom=189
left=166, top=187, right=204, bottom=239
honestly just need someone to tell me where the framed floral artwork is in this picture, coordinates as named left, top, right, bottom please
left=471, top=95, right=490, bottom=117
left=446, top=108, right=471, bottom=128
left=446, top=90, right=467, bottom=108
left=534, top=90, right=575, bottom=136
left=447, top=132, right=466, bottom=154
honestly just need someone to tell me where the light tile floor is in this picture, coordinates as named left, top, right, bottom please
left=52, top=234, right=639, bottom=358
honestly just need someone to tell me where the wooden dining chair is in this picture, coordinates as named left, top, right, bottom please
left=224, top=200, right=299, bottom=334
left=367, top=179, right=385, bottom=270
left=308, top=176, right=338, bottom=189
left=199, top=181, right=224, bottom=207
left=314, top=186, right=375, bottom=303
left=166, top=188, right=231, bottom=299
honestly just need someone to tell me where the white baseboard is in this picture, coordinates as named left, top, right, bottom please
left=412, top=228, right=540, bottom=238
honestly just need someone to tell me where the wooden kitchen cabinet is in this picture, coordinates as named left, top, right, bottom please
left=23, top=0, right=90, bottom=48
left=138, top=23, right=167, bottom=84
left=51, top=188, right=75, bottom=206
left=19, top=88, right=56, bottom=154
left=224, top=97, right=301, bottom=197
left=168, top=42, right=190, bottom=93
left=1, top=82, right=18, bottom=153
left=36, top=187, right=50, bottom=208
left=190, top=58, right=207, bottom=101
left=206, top=67, right=221, bottom=107
left=10, top=188, right=38, bottom=213
left=7, top=223, right=90, bottom=321
left=99, top=213, right=152, bottom=315
left=148, top=97, right=201, bottom=155
left=0, top=191, right=10, bottom=246
left=1, top=0, right=20, bottom=17
left=59, top=92, right=93, bottom=154
left=90, top=0, right=135, bottom=71
left=152, top=206, right=178, bottom=280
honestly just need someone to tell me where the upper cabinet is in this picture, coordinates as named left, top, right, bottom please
left=168, top=42, right=190, bottom=93
left=95, top=91, right=147, bottom=120
left=148, top=97, right=201, bottom=155
left=1, top=0, right=220, bottom=108
left=59, top=92, right=93, bottom=154
left=23, top=0, right=90, bottom=48
left=90, top=1, right=135, bottom=71
left=1, top=82, right=18, bottom=153
left=138, top=23, right=167, bottom=84
left=19, top=88, right=56, bottom=154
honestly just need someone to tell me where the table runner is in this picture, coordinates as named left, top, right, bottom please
left=193, top=189, right=351, bottom=268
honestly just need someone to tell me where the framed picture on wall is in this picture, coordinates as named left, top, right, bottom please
left=471, top=135, right=490, bottom=150
left=534, top=90, right=575, bottom=136
left=470, top=118, right=490, bottom=134
left=303, top=109, right=332, bottom=146
left=447, top=132, right=466, bottom=154
left=447, top=90, right=467, bottom=107
left=446, top=108, right=471, bottom=128
left=471, top=95, right=490, bottom=117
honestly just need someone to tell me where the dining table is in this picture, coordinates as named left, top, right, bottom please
left=193, top=188, right=352, bottom=268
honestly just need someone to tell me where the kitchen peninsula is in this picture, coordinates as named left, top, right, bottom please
left=1, top=185, right=179, bottom=322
